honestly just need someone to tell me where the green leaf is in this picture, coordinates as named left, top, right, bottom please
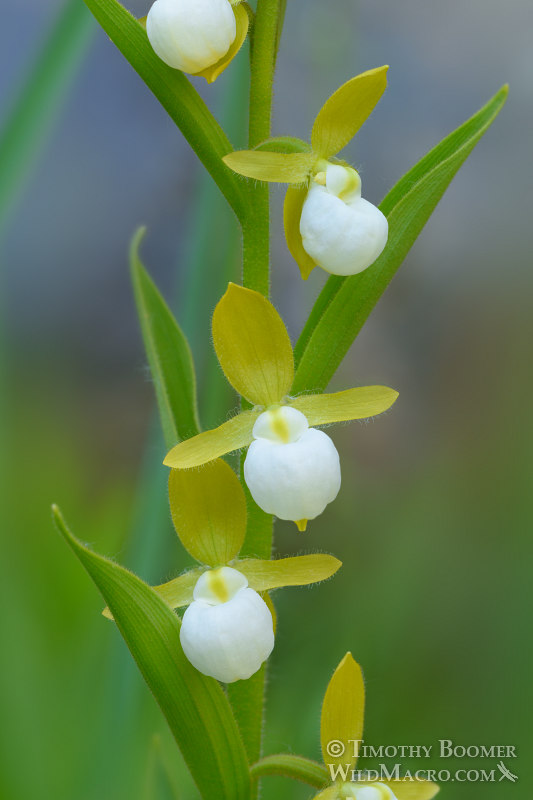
left=82, top=0, right=246, bottom=219
left=130, top=228, right=200, bottom=448
left=53, top=506, right=250, bottom=800
left=293, top=86, right=508, bottom=393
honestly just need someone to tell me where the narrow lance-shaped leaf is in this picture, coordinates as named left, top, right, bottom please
left=131, top=229, right=200, bottom=448
left=290, top=386, right=399, bottom=425
left=53, top=507, right=250, bottom=800
left=212, top=283, right=294, bottom=406
left=82, top=0, right=246, bottom=219
left=321, top=653, right=365, bottom=774
left=311, top=66, right=389, bottom=159
left=294, top=86, right=508, bottom=393
left=169, top=459, right=246, bottom=566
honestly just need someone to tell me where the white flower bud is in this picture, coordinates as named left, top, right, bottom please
left=343, top=782, right=398, bottom=800
left=180, top=567, right=274, bottom=683
left=243, top=406, right=341, bottom=525
left=146, top=0, right=237, bottom=74
left=300, top=164, right=388, bottom=276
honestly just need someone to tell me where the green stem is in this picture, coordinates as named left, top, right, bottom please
left=250, top=754, right=330, bottom=789
left=242, top=0, right=286, bottom=294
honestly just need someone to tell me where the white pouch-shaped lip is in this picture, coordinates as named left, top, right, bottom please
left=300, top=164, right=388, bottom=276
left=146, top=0, right=237, bottom=74
left=244, top=407, right=341, bottom=523
left=180, top=567, right=274, bottom=683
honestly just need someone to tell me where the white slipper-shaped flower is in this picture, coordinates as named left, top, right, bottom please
left=146, top=0, right=249, bottom=82
left=180, top=566, right=274, bottom=683
left=163, top=283, right=399, bottom=529
left=103, top=457, right=343, bottom=679
left=299, top=164, right=388, bottom=276
left=244, top=406, right=341, bottom=528
left=222, top=66, right=390, bottom=278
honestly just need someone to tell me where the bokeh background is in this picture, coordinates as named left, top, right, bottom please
left=1, top=1, right=531, bottom=798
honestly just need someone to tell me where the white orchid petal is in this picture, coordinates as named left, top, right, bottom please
left=244, top=409, right=341, bottom=523
left=300, top=165, right=388, bottom=276
left=180, top=568, right=274, bottom=683
left=147, top=0, right=236, bottom=74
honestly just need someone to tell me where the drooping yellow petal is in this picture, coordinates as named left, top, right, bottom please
left=164, top=410, right=260, bottom=469
left=223, top=150, right=314, bottom=183
left=262, top=592, right=277, bottom=633
left=311, top=66, right=389, bottom=158
left=169, top=459, right=246, bottom=566
left=236, top=554, right=341, bottom=591
left=103, top=566, right=205, bottom=618
left=381, top=780, right=439, bottom=800
left=290, top=386, right=398, bottom=425
left=284, top=185, right=317, bottom=280
left=212, top=283, right=294, bottom=406
left=321, top=653, right=365, bottom=774
left=194, top=3, right=249, bottom=83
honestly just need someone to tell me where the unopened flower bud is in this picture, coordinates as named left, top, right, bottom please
left=243, top=406, right=341, bottom=527
left=180, top=567, right=274, bottom=683
left=300, top=163, right=388, bottom=276
left=146, top=0, right=237, bottom=74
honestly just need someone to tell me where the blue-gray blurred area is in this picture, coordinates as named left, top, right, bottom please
left=1, top=1, right=532, bottom=799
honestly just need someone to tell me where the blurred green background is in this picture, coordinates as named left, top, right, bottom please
left=1, top=1, right=531, bottom=798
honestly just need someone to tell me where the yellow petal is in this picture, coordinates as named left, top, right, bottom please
left=290, top=386, right=398, bottom=425
left=284, top=185, right=317, bottom=280
left=164, top=410, right=260, bottom=469
left=235, top=554, right=341, bottom=591
left=223, top=150, right=314, bottom=183
left=262, top=591, right=277, bottom=633
left=138, top=15, right=147, bottom=27
left=194, top=3, right=249, bottom=83
left=169, top=459, right=246, bottom=566
left=212, top=283, right=294, bottom=406
left=382, top=780, right=439, bottom=800
left=103, top=566, right=204, bottom=618
left=153, top=567, right=205, bottom=609
left=321, top=653, right=365, bottom=773
left=311, top=66, right=389, bottom=158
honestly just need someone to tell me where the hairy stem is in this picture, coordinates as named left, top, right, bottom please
left=250, top=754, right=330, bottom=789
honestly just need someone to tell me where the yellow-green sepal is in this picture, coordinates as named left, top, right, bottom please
left=138, top=15, right=147, bottom=27
left=290, top=386, right=398, bottom=425
left=238, top=554, right=341, bottom=591
left=194, top=2, right=249, bottom=83
left=321, top=653, right=365, bottom=774
left=381, top=780, right=439, bottom=800
left=311, top=66, right=389, bottom=158
left=169, top=459, right=246, bottom=566
left=212, top=283, right=294, bottom=406
left=103, top=566, right=204, bottom=619
left=164, top=409, right=260, bottom=469
left=284, top=185, right=317, bottom=280
left=223, top=150, right=314, bottom=183
left=148, top=554, right=341, bottom=612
